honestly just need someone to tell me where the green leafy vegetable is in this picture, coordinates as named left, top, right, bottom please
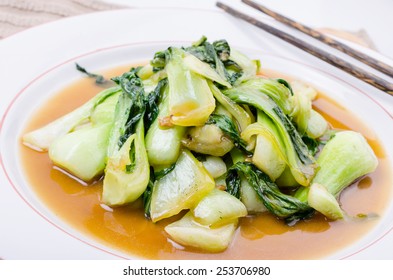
left=201, top=155, right=227, bottom=179
left=49, top=123, right=111, bottom=182
left=75, top=63, right=106, bottom=84
left=213, top=40, right=231, bottom=61
left=192, top=188, right=247, bottom=227
left=108, top=69, right=145, bottom=151
left=297, top=131, right=378, bottom=199
left=307, top=183, right=344, bottom=220
left=144, top=78, right=168, bottom=131
left=143, top=172, right=155, bottom=218
left=228, top=49, right=259, bottom=83
left=143, top=164, right=176, bottom=218
left=184, top=37, right=244, bottom=86
left=290, top=81, right=328, bottom=138
left=154, top=164, right=176, bottom=180
left=145, top=80, right=186, bottom=166
left=102, top=69, right=150, bottom=206
left=150, top=149, right=215, bottom=222
left=228, top=77, right=293, bottom=114
left=182, top=123, right=234, bottom=156
left=226, top=162, right=314, bottom=224
left=304, top=109, right=329, bottom=139
left=302, top=135, right=321, bottom=156
left=241, top=110, right=287, bottom=181
left=182, top=52, right=231, bottom=87
left=23, top=86, right=120, bottom=151
left=165, top=47, right=216, bottom=126
left=295, top=131, right=378, bottom=220
left=240, top=177, right=268, bottom=213
left=209, top=82, right=252, bottom=132
left=206, top=114, right=249, bottom=153
left=150, top=50, right=167, bottom=72
left=165, top=212, right=238, bottom=252
left=225, top=82, right=318, bottom=186
left=276, top=78, right=294, bottom=95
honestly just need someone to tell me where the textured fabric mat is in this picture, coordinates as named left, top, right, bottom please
left=0, top=0, right=124, bottom=39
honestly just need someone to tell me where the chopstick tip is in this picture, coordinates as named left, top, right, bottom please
left=216, top=1, right=224, bottom=8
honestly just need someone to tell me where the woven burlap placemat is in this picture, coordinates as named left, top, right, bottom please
left=0, top=0, right=124, bottom=39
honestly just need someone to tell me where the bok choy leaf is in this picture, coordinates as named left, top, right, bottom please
left=225, top=83, right=318, bottom=186
left=184, top=37, right=241, bottom=86
left=145, top=82, right=186, bottom=166
left=49, top=123, right=112, bottom=182
left=182, top=123, right=234, bottom=156
left=226, top=162, right=314, bottom=224
left=165, top=212, right=238, bottom=252
left=166, top=47, right=216, bottom=126
left=23, top=86, right=121, bottom=151
left=47, top=89, right=120, bottom=182
left=209, top=82, right=252, bottom=132
left=150, top=149, right=215, bottom=222
left=206, top=113, right=249, bottom=153
left=102, top=69, right=150, bottom=206
left=75, top=63, right=106, bottom=84
left=295, top=131, right=378, bottom=220
left=241, top=110, right=287, bottom=181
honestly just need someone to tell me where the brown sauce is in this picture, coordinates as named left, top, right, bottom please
left=19, top=66, right=393, bottom=259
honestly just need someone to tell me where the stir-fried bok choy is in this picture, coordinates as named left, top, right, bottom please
left=294, top=131, right=378, bottom=220
left=22, top=36, right=380, bottom=253
left=224, top=79, right=318, bottom=187
left=102, top=69, right=150, bottom=206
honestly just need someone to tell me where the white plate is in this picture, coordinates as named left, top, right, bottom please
left=0, top=7, right=392, bottom=260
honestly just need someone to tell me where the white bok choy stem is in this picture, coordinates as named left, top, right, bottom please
left=166, top=47, right=216, bottom=126
left=23, top=86, right=120, bottom=151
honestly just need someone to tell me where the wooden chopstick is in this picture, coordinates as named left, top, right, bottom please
left=216, top=1, right=393, bottom=96
left=242, top=0, right=393, bottom=79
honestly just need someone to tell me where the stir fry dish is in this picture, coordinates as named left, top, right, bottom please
left=22, top=37, right=378, bottom=252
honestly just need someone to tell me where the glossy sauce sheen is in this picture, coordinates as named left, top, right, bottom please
left=20, top=66, right=392, bottom=259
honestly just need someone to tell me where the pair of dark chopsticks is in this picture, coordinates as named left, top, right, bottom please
left=216, top=0, right=393, bottom=96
